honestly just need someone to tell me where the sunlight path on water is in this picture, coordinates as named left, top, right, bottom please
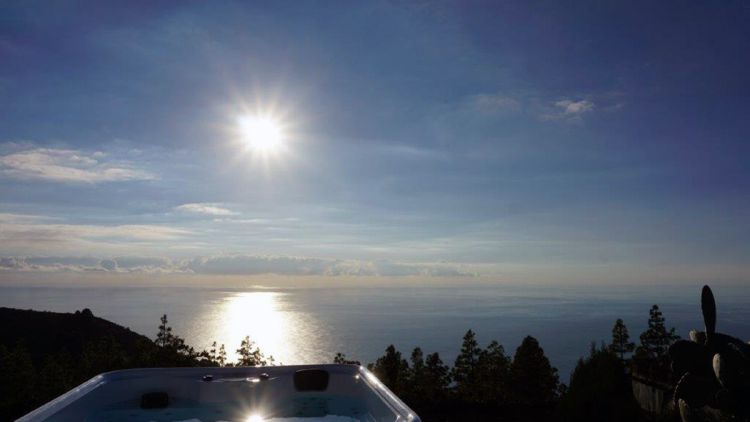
left=186, top=291, right=329, bottom=365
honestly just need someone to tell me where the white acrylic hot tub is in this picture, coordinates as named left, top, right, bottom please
left=17, top=364, right=420, bottom=422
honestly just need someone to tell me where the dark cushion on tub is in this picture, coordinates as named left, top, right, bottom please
left=141, top=392, right=169, bottom=409
left=294, top=369, right=329, bottom=391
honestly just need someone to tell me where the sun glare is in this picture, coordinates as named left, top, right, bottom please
left=220, top=292, right=287, bottom=361
left=237, top=114, right=285, bottom=154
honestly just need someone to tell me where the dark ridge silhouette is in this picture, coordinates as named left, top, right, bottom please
left=0, top=308, right=210, bottom=420
left=0, top=307, right=156, bottom=365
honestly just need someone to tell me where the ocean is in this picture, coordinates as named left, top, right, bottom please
left=2, top=281, right=749, bottom=381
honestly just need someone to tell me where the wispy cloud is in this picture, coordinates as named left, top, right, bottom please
left=462, top=93, right=598, bottom=123
left=0, top=213, right=189, bottom=244
left=0, top=147, right=155, bottom=183
left=555, top=99, right=595, bottom=115
left=468, top=93, right=522, bottom=114
left=0, top=213, right=59, bottom=223
left=540, top=99, right=595, bottom=122
left=175, top=203, right=239, bottom=216
left=0, top=254, right=476, bottom=277
left=378, top=144, right=448, bottom=161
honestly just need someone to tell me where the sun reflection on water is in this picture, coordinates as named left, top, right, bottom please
left=203, top=291, right=323, bottom=365
left=220, top=292, right=286, bottom=362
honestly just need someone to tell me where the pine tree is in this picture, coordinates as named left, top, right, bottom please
left=609, top=319, right=635, bottom=360
left=155, top=314, right=174, bottom=348
left=560, top=344, right=640, bottom=421
left=636, top=305, right=679, bottom=360
left=200, top=341, right=226, bottom=367
left=509, top=336, right=560, bottom=406
left=368, top=345, right=409, bottom=394
left=410, top=347, right=425, bottom=374
left=236, top=336, right=269, bottom=366
left=452, top=329, right=482, bottom=401
left=218, top=344, right=227, bottom=367
left=406, top=347, right=426, bottom=400
left=153, top=314, right=196, bottom=363
left=477, top=340, right=510, bottom=404
left=423, top=352, right=450, bottom=402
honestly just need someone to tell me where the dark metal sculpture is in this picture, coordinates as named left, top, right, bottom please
left=669, top=285, right=750, bottom=421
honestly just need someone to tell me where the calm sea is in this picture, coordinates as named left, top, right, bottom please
left=2, top=282, right=749, bottom=380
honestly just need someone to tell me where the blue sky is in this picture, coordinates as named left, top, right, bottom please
left=1, top=1, right=748, bottom=283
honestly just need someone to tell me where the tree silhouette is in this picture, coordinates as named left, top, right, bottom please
left=477, top=340, right=511, bottom=404
left=368, top=345, right=409, bottom=394
left=236, top=336, right=271, bottom=366
left=452, top=329, right=482, bottom=402
left=406, top=347, right=426, bottom=401
left=636, top=305, right=679, bottom=360
left=560, top=343, right=640, bottom=422
left=509, top=336, right=560, bottom=406
left=217, top=343, right=227, bottom=367
left=423, top=352, right=450, bottom=401
left=155, top=314, right=174, bottom=348
left=333, top=352, right=360, bottom=365
left=203, top=341, right=227, bottom=367
left=153, top=314, right=198, bottom=365
left=609, top=318, right=635, bottom=361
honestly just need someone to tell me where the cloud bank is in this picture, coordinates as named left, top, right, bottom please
left=0, top=255, right=475, bottom=277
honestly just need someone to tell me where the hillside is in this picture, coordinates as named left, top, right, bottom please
left=0, top=307, right=205, bottom=420
left=0, top=307, right=157, bottom=365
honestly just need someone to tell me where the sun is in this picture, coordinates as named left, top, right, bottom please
left=237, top=114, right=285, bottom=153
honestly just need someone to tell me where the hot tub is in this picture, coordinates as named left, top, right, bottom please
left=17, top=364, right=421, bottom=422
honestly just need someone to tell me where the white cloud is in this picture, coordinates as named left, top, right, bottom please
left=0, top=214, right=189, bottom=245
left=0, top=254, right=476, bottom=277
left=556, top=99, right=595, bottom=115
left=176, top=203, right=238, bottom=216
left=540, top=99, right=595, bottom=121
left=0, top=147, right=155, bottom=183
